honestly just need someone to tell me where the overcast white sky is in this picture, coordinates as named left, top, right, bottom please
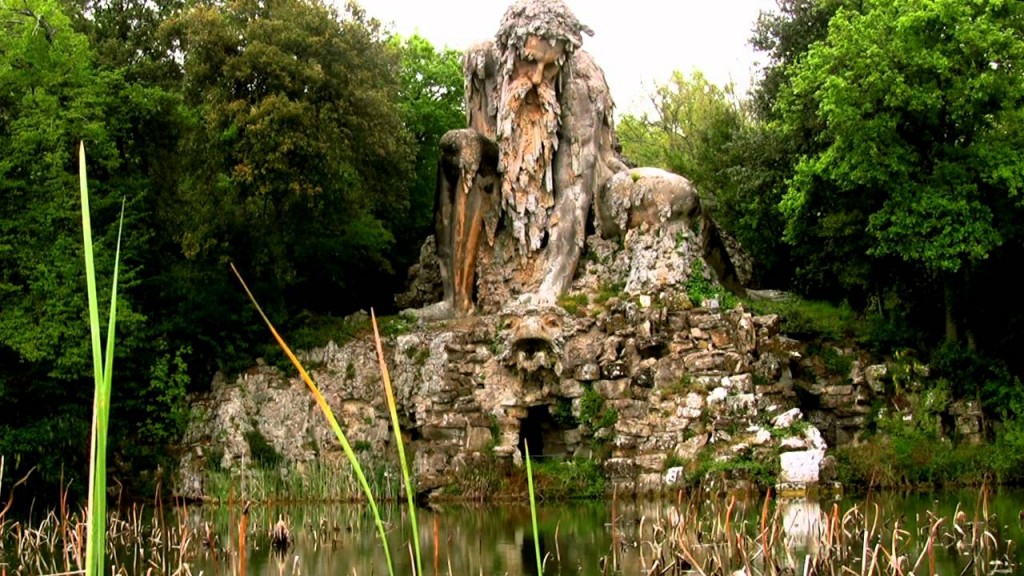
left=353, top=0, right=778, bottom=116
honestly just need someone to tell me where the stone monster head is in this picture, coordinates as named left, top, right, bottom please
left=494, top=0, right=593, bottom=254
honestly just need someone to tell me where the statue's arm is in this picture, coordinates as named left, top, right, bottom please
left=537, top=52, right=623, bottom=300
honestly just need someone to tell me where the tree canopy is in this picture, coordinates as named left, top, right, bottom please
left=0, top=0, right=463, bottom=501
left=776, top=0, right=1024, bottom=339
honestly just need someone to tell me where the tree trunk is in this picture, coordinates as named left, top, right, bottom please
left=943, top=275, right=959, bottom=344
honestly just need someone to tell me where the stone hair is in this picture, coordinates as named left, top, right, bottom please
left=495, top=0, right=593, bottom=67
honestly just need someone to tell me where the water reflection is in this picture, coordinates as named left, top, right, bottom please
left=172, top=489, right=1021, bottom=576
left=3, top=489, right=1021, bottom=575
left=781, top=498, right=824, bottom=554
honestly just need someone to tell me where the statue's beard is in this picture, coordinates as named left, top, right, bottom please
left=497, top=75, right=561, bottom=253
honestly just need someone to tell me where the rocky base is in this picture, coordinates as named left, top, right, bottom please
left=176, top=227, right=847, bottom=500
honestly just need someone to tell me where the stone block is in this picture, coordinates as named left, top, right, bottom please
left=864, top=364, right=888, bottom=393
left=635, top=453, right=667, bottom=472
left=603, top=457, right=639, bottom=478
left=722, top=373, right=754, bottom=393
left=673, top=434, right=707, bottom=459
left=726, top=393, right=757, bottom=415
left=684, top=351, right=721, bottom=372
left=601, top=361, right=630, bottom=380
left=772, top=408, right=803, bottom=428
left=595, top=379, right=630, bottom=399
left=710, top=329, right=731, bottom=348
left=664, top=466, right=685, bottom=486
left=465, top=427, right=493, bottom=452
left=779, top=449, right=824, bottom=483
left=560, top=379, right=586, bottom=398
left=574, top=363, right=601, bottom=382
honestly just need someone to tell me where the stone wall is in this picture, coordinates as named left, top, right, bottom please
left=174, top=225, right=919, bottom=500
left=175, top=293, right=849, bottom=499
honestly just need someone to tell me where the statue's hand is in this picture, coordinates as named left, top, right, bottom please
left=402, top=300, right=454, bottom=322
left=515, top=291, right=557, bottom=309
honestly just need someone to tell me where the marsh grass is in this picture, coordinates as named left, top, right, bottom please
left=1, top=484, right=1019, bottom=575
left=203, top=458, right=402, bottom=504
left=231, top=263, right=396, bottom=575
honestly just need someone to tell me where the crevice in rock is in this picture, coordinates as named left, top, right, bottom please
left=517, top=404, right=572, bottom=460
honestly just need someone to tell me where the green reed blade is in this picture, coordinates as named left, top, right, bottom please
left=370, top=309, right=422, bottom=576
left=526, top=441, right=542, bottom=576
left=230, top=263, right=395, bottom=576
left=79, top=142, right=123, bottom=576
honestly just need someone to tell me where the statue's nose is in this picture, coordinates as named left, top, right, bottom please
left=530, top=62, right=545, bottom=86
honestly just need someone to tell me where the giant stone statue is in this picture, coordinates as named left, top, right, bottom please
left=418, top=0, right=740, bottom=320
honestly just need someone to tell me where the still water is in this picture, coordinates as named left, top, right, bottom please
left=4, top=489, right=1023, bottom=575
left=175, top=489, right=1023, bottom=576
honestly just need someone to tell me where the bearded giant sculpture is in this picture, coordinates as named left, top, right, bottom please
left=422, top=0, right=739, bottom=319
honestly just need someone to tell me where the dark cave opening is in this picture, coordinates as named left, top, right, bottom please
left=517, top=404, right=571, bottom=460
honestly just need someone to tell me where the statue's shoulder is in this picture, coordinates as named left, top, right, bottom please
left=567, top=49, right=614, bottom=111
left=464, top=40, right=498, bottom=79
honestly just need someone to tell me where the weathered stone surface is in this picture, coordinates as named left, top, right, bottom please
left=176, top=239, right=872, bottom=500
left=779, top=450, right=825, bottom=484
left=772, top=408, right=803, bottom=428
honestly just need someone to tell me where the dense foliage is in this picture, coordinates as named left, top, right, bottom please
left=619, top=0, right=1024, bottom=474
left=0, top=0, right=462, bottom=502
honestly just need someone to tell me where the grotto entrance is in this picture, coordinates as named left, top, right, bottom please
left=517, top=404, right=572, bottom=460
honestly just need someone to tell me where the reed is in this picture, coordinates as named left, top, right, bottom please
left=230, top=263, right=396, bottom=575
left=525, top=441, right=543, bottom=576
left=370, top=309, right=423, bottom=576
left=78, top=142, right=125, bottom=576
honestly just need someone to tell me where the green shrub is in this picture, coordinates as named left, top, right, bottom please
left=551, top=398, right=578, bottom=428
left=579, top=386, right=617, bottom=435
left=747, top=297, right=862, bottom=341
left=557, top=292, right=589, bottom=316
left=810, top=344, right=853, bottom=378
left=931, top=342, right=1023, bottom=417
left=532, top=458, right=607, bottom=499
left=594, top=281, right=626, bottom=305
left=685, top=259, right=737, bottom=309
left=989, top=407, right=1024, bottom=484
left=683, top=450, right=779, bottom=488
left=834, top=395, right=987, bottom=488
left=685, top=259, right=714, bottom=306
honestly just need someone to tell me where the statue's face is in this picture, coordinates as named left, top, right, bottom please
left=513, top=36, right=565, bottom=89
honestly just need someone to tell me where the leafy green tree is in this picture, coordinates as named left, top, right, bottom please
left=750, top=0, right=856, bottom=120
left=618, top=71, right=747, bottom=189
left=0, top=0, right=153, bottom=497
left=392, top=34, right=464, bottom=269
left=776, top=0, right=1024, bottom=341
left=161, top=0, right=415, bottom=315
left=618, top=72, right=795, bottom=287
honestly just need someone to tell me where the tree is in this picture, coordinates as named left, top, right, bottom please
left=618, top=71, right=747, bottom=188
left=0, top=0, right=151, bottom=496
left=161, top=0, right=415, bottom=315
left=776, top=0, right=1024, bottom=342
left=392, top=34, right=464, bottom=272
left=750, top=0, right=857, bottom=120
left=618, top=72, right=795, bottom=287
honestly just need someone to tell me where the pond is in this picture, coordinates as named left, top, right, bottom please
left=2, top=488, right=1022, bottom=575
